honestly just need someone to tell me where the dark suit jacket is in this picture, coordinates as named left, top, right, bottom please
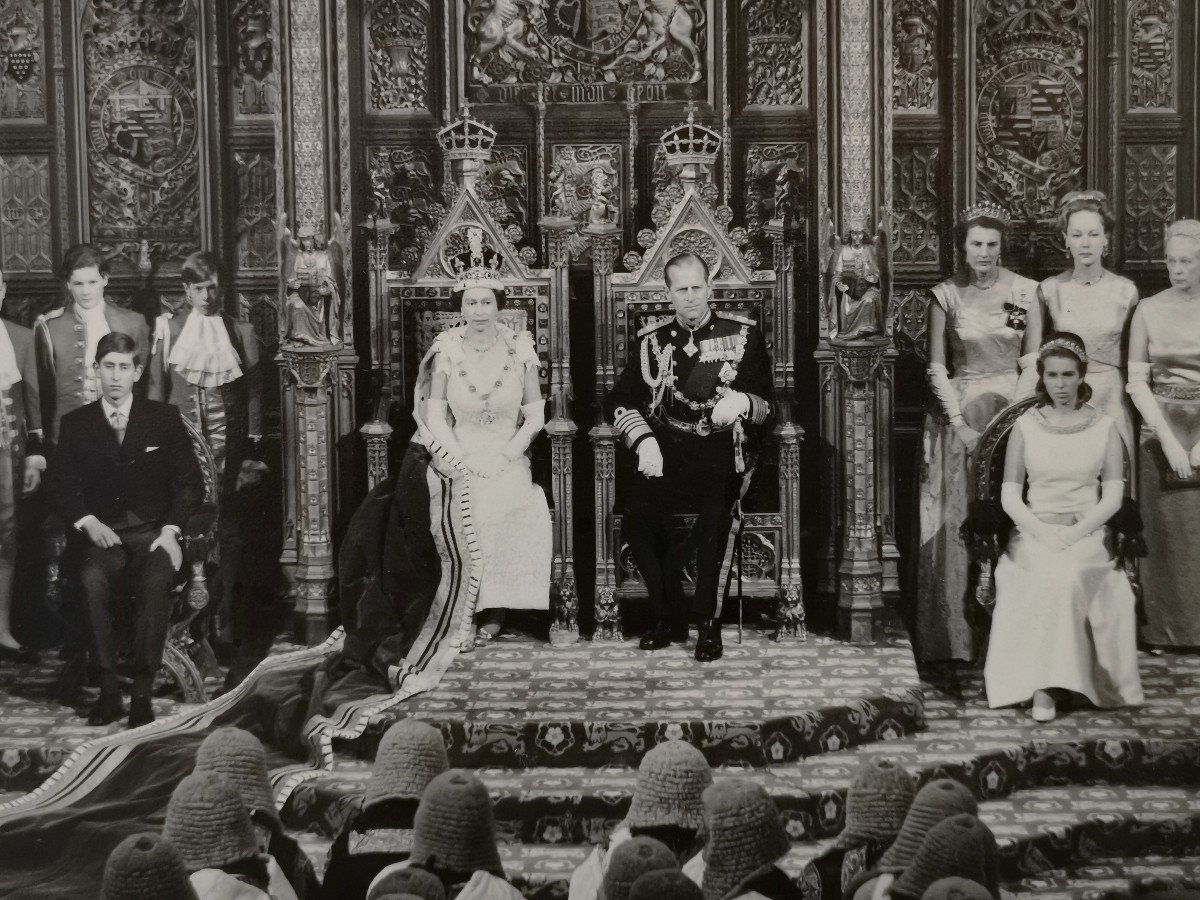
left=49, top=397, right=203, bottom=532
left=1, top=318, right=44, bottom=466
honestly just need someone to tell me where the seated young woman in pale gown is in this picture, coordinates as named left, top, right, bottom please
left=984, top=332, right=1143, bottom=722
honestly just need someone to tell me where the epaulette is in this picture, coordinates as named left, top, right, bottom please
left=637, top=317, right=673, bottom=338
left=35, top=308, right=65, bottom=325
left=716, top=311, right=757, bottom=326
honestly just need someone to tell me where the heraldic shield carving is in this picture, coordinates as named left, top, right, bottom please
left=974, top=0, right=1089, bottom=263
left=463, top=0, right=709, bottom=104
left=80, top=0, right=202, bottom=265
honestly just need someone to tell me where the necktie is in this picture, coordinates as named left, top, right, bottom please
left=110, top=410, right=126, bottom=445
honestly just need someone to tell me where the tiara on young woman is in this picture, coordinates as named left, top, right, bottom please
left=1060, top=189, right=1108, bottom=208
left=1039, top=336, right=1088, bottom=362
left=959, top=201, right=1011, bottom=229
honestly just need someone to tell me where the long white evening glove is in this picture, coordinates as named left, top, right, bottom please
left=1016, top=352, right=1039, bottom=398
left=502, top=401, right=546, bottom=461
left=423, top=399, right=466, bottom=460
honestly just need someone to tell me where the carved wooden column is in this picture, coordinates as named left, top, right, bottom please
left=831, top=338, right=889, bottom=643
left=541, top=215, right=580, bottom=645
left=360, top=420, right=392, bottom=491
left=276, top=0, right=357, bottom=643
left=280, top=346, right=342, bottom=643
left=587, top=224, right=623, bottom=642
left=815, top=0, right=897, bottom=640
left=766, top=219, right=806, bottom=639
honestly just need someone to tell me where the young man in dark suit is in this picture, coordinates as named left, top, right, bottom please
left=49, top=332, right=203, bottom=727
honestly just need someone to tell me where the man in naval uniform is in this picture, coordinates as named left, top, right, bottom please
left=605, top=252, right=773, bottom=662
left=35, top=244, right=150, bottom=447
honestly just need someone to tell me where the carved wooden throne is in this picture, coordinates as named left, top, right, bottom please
left=370, top=108, right=579, bottom=643
left=589, top=114, right=804, bottom=641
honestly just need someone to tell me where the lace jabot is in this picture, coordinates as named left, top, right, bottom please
left=166, top=312, right=243, bottom=388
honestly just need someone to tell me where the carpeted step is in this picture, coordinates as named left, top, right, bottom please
left=1005, top=854, right=1200, bottom=899
left=984, top=787, right=1200, bottom=882
left=323, top=633, right=925, bottom=770
left=281, top=760, right=848, bottom=843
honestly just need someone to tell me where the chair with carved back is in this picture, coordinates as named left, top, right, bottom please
left=961, top=396, right=1145, bottom=652
left=376, top=168, right=580, bottom=636
left=52, top=415, right=220, bottom=705
left=591, top=178, right=804, bottom=641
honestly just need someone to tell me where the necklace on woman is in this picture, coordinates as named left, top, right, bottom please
left=457, top=339, right=517, bottom=426
left=1071, top=269, right=1104, bottom=286
left=971, top=269, right=1000, bottom=290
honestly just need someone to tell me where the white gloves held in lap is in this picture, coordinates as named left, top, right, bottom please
left=711, top=391, right=750, bottom=427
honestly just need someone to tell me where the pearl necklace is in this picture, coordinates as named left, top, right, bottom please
left=1071, top=269, right=1104, bottom=287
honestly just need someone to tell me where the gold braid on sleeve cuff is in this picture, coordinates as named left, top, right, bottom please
left=613, top=406, right=654, bottom=449
left=745, top=394, right=770, bottom=425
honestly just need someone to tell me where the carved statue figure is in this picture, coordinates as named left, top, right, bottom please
left=465, top=0, right=542, bottom=65
left=772, top=161, right=804, bottom=224
left=825, top=218, right=889, bottom=341
left=278, top=213, right=345, bottom=347
left=549, top=161, right=571, bottom=217
left=632, top=0, right=705, bottom=84
left=586, top=166, right=619, bottom=228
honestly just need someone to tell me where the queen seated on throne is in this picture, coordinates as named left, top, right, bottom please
left=316, top=245, right=551, bottom=707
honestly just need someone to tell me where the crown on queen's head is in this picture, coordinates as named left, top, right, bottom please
left=451, top=235, right=504, bottom=292
left=660, top=102, right=721, bottom=168
left=437, top=104, right=497, bottom=162
left=960, top=201, right=1011, bottom=229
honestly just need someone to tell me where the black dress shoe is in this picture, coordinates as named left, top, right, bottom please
left=127, top=696, right=155, bottom=729
left=639, top=622, right=688, bottom=651
left=0, top=643, right=38, bottom=665
left=85, top=693, right=126, bottom=727
left=694, top=619, right=723, bottom=663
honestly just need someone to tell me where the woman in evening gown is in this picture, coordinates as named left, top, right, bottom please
left=416, top=269, right=552, bottom=644
left=1126, top=218, right=1200, bottom=648
left=916, top=202, right=1042, bottom=665
left=985, top=333, right=1142, bottom=722
left=1040, top=191, right=1138, bottom=450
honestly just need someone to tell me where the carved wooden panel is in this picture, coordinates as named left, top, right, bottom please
left=840, top=0, right=874, bottom=229
left=0, top=154, right=53, bottom=273
left=742, top=0, right=806, bottom=108
left=234, top=0, right=278, bottom=117
left=80, top=0, right=202, bottom=267
left=478, top=144, right=530, bottom=242
left=548, top=143, right=622, bottom=257
left=366, top=0, right=429, bottom=112
left=1124, top=144, right=1177, bottom=263
left=367, top=145, right=440, bottom=274
left=462, top=0, right=708, bottom=104
left=892, top=0, right=937, bottom=111
left=744, top=143, right=807, bottom=269
left=974, top=1, right=1089, bottom=263
left=1128, top=0, right=1175, bottom=111
left=892, top=287, right=929, bottom=360
left=235, top=150, right=276, bottom=270
left=0, top=1, right=45, bottom=121
left=892, top=145, right=940, bottom=265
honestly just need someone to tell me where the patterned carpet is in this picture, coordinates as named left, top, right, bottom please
left=4, top=628, right=1200, bottom=899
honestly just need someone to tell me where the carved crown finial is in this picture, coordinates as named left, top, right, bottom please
left=436, top=104, right=496, bottom=162
left=660, top=105, right=721, bottom=168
